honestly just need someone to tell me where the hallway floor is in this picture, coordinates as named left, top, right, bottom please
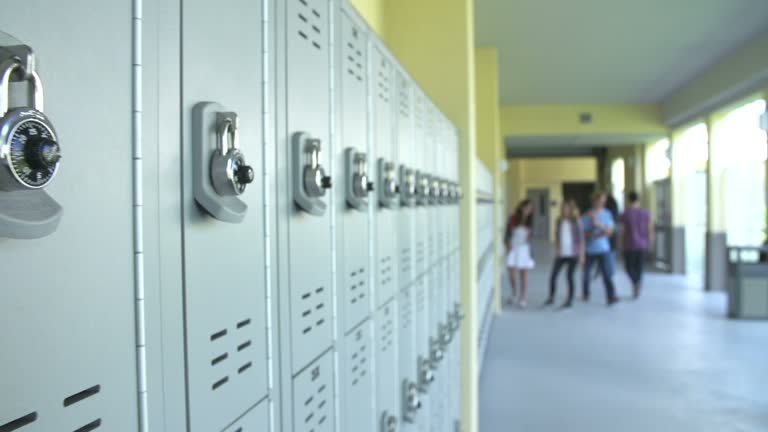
left=479, top=244, right=768, bottom=432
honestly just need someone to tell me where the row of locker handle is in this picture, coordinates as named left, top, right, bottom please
left=391, top=302, right=464, bottom=431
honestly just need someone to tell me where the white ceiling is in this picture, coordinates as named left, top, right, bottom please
left=475, top=0, right=768, bottom=105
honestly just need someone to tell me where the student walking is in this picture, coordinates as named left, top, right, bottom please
left=622, top=191, right=654, bottom=299
left=582, top=192, right=619, bottom=306
left=505, top=199, right=535, bottom=308
left=544, top=200, right=585, bottom=308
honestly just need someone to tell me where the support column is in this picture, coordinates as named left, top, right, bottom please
left=670, top=129, right=687, bottom=274
left=706, top=113, right=728, bottom=291
left=474, top=48, right=503, bottom=316
left=383, top=2, right=479, bottom=431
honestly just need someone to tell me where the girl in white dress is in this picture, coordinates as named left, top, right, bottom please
left=504, top=199, right=535, bottom=307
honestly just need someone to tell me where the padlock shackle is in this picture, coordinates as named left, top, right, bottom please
left=216, top=113, right=238, bottom=156
left=0, top=59, right=44, bottom=117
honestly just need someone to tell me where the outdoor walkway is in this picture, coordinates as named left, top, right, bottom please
left=479, top=243, right=768, bottom=432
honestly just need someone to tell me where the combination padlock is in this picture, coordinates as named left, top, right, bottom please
left=378, top=158, right=399, bottom=208
left=381, top=412, right=398, bottom=432
left=402, top=380, right=422, bottom=423
left=399, top=165, right=416, bottom=206
left=430, top=336, right=444, bottom=363
left=416, top=172, right=430, bottom=206
left=210, top=112, right=254, bottom=196
left=439, top=180, right=449, bottom=204
left=345, top=148, right=372, bottom=210
left=0, top=59, right=60, bottom=191
left=429, top=176, right=440, bottom=204
left=418, top=355, right=435, bottom=392
left=303, top=139, right=331, bottom=198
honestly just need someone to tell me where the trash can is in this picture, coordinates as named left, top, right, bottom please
left=727, top=246, right=768, bottom=319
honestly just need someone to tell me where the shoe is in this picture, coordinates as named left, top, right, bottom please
left=632, top=284, right=641, bottom=299
left=581, top=294, right=590, bottom=302
left=542, top=298, right=554, bottom=307
left=560, top=302, right=572, bottom=309
left=607, top=297, right=620, bottom=306
left=518, top=300, right=527, bottom=308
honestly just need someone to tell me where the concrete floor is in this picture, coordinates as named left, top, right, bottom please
left=479, top=243, right=768, bottom=432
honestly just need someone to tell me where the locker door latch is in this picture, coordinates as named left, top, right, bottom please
left=449, top=302, right=464, bottom=332
left=381, top=412, right=398, bottom=432
left=402, top=380, right=422, bottom=422
left=439, top=180, right=450, bottom=205
left=417, top=355, right=435, bottom=392
left=193, top=103, right=253, bottom=223
left=378, top=158, right=399, bottom=208
left=439, top=322, right=453, bottom=346
left=398, top=165, right=416, bottom=206
left=428, top=176, right=441, bottom=205
left=345, top=148, right=372, bottom=211
left=416, top=171, right=430, bottom=206
left=429, top=336, right=444, bottom=363
left=0, top=42, right=63, bottom=239
left=293, top=132, right=331, bottom=215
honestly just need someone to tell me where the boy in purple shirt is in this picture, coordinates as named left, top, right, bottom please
left=621, top=191, right=654, bottom=299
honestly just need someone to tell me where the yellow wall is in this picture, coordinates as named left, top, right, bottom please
left=474, top=47, right=504, bottom=315
left=506, top=157, right=598, bottom=241
left=347, top=0, right=386, bottom=37
left=500, top=104, right=666, bottom=136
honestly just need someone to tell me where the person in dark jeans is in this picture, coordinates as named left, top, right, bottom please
left=621, top=191, right=654, bottom=298
left=544, top=199, right=584, bottom=308
left=582, top=191, right=619, bottom=306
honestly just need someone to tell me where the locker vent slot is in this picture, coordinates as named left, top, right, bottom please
left=237, top=318, right=251, bottom=329
left=400, top=290, right=412, bottom=330
left=415, top=241, right=425, bottom=268
left=211, top=353, right=228, bottom=366
left=212, top=376, right=229, bottom=390
left=72, top=419, right=101, bottom=432
left=210, top=329, right=227, bottom=341
left=299, top=287, right=328, bottom=336
left=350, top=339, right=368, bottom=386
left=238, top=362, right=253, bottom=374
left=377, top=60, right=390, bottom=103
left=63, top=385, right=101, bottom=407
left=349, top=268, right=367, bottom=305
left=238, top=340, right=252, bottom=351
left=296, top=0, right=323, bottom=51
left=399, top=81, right=410, bottom=117
left=400, top=248, right=412, bottom=281
left=296, top=361, right=333, bottom=432
left=379, top=308, right=395, bottom=353
left=379, top=256, right=394, bottom=288
left=416, top=282, right=426, bottom=313
left=0, top=412, right=37, bottom=432
left=346, top=27, right=365, bottom=82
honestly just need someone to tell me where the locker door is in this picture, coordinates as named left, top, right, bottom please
left=398, top=286, right=419, bottom=430
left=396, top=73, right=414, bottom=289
left=340, top=323, right=374, bottom=432
left=284, top=0, right=334, bottom=375
left=180, top=1, right=268, bottom=431
left=336, top=5, right=370, bottom=336
left=0, top=3, right=139, bottom=431
left=375, top=300, right=398, bottom=432
left=372, top=45, right=398, bottom=308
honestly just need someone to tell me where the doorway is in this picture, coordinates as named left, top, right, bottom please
left=562, top=182, right=596, bottom=215
left=526, top=188, right=550, bottom=240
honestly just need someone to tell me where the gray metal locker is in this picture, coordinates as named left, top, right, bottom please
left=335, top=2, right=371, bottom=336
left=375, top=300, right=399, bottom=432
left=396, top=72, right=415, bottom=290
left=0, top=2, right=139, bottom=431
left=280, top=0, right=334, bottom=375
left=179, top=1, right=269, bottom=430
left=339, top=322, right=375, bottom=432
left=292, top=352, right=335, bottom=432
left=371, top=43, right=399, bottom=309
left=221, top=400, right=270, bottom=432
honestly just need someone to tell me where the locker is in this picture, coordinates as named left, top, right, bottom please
left=375, top=300, right=399, bottom=432
left=339, top=322, right=374, bottom=432
left=179, top=1, right=269, bottom=430
left=398, top=286, right=420, bottom=428
left=0, top=3, right=139, bottom=431
left=371, top=43, right=398, bottom=308
left=396, top=72, right=415, bottom=289
left=336, top=3, right=371, bottom=335
left=280, top=0, right=334, bottom=374
left=222, top=400, right=270, bottom=432
left=292, top=352, right=335, bottom=432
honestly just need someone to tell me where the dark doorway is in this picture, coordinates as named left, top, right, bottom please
left=562, top=182, right=596, bottom=215
left=526, top=188, right=550, bottom=240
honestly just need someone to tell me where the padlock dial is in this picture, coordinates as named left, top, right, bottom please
left=6, top=118, right=59, bottom=188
